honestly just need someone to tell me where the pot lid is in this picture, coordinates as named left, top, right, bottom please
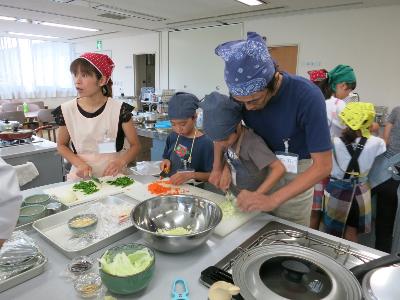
left=362, top=266, right=400, bottom=300
left=232, top=244, right=362, bottom=300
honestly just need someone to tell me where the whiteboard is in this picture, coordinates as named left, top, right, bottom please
left=168, top=24, right=243, bottom=99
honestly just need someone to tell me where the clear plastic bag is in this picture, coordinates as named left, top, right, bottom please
left=65, top=202, right=134, bottom=251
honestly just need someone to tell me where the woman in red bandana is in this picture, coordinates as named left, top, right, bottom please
left=52, top=53, right=141, bottom=180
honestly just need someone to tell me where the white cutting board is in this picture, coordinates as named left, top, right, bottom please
left=44, top=176, right=136, bottom=207
left=124, top=181, right=259, bottom=237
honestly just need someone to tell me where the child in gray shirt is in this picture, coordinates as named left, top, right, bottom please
left=200, top=92, right=285, bottom=196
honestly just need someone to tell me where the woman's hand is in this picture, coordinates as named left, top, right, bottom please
left=160, top=159, right=171, bottom=173
left=170, top=171, right=194, bottom=185
left=237, top=190, right=280, bottom=212
left=103, top=159, right=126, bottom=177
left=75, top=163, right=92, bottom=179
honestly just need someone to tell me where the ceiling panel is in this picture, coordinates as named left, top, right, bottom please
left=0, top=0, right=398, bottom=41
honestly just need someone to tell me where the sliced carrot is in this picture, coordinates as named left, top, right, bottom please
left=147, top=180, right=184, bottom=195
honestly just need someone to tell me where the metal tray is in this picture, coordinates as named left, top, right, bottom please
left=0, top=252, right=47, bottom=293
left=32, top=194, right=140, bottom=259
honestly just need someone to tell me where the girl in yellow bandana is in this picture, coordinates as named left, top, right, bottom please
left=322, top=102, right=386, bottom=241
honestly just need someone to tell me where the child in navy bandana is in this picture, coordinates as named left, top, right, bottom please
left=161, top=92, right=214, bottom=185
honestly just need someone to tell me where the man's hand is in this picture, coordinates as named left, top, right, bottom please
left=170, top=171, right=194, bottom=185
left=237, top=190, right=280, bottom=212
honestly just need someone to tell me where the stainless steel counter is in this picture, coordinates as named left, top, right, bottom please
left=1, top=137, right=63, bottom=190
left=1, top=179, right=387, bottom=299
left=0, top=136, right=58, bottom=160
left=135, top=126, right=170, bottom=141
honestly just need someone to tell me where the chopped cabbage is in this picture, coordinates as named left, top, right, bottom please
left=100, top=249, right=153, bottom=276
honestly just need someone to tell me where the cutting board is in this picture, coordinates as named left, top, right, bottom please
left=44, top=176, right=136, bottom=207
left=124, top=180, right=259, bottom=237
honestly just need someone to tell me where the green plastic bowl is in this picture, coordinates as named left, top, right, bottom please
left=23, top=194, right=50, bottom=206
left=19, top=205, right=47, bottom=224
left=99, top=243, right=155, bottom=295
left=68, top=214, right=98, bottom=236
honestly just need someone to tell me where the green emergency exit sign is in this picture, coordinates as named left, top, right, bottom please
left=96, top=40, right=102, bottom=50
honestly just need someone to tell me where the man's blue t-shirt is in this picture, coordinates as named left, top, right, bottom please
left=243, top=73, right=332, bottom=159
left=162, top=132, right=214, bottom=175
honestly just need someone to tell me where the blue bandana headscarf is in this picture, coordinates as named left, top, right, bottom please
left=200, top=91, right=242, bottom=141
left=168, top=92, right=199, bottom=120
left=215, top=32, right=275, bottom=97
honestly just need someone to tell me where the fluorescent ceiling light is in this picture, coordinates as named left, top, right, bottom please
left=236, top=0, right=263, bottom=6
left=40, top=21, right=99, bottom=32
left=0, top=16, right=17, bottom=21
left=8, top=32, right=59, bottom=39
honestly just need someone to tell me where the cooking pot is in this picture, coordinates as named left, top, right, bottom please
left=132, top=115, right=145, bottom=124
left=0, top=125, right=52, bottom=141
left=232, top=244, right=400, bottom=300
left=0, top=120, right=20, bottom=131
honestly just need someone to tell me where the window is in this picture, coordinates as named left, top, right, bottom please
left=0, top=37, right=75, bottom=99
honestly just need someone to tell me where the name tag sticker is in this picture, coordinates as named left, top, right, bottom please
left=276, top=152, right=299, bottom=174
left=97, top=141, right=116, bottom=154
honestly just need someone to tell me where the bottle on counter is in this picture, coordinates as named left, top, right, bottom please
left=23, top=102, right=29, bottom=113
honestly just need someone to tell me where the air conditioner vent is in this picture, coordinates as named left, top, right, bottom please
left=97, top=13, right=129, bottom=20
left=93, top=4, right=166, bottom=22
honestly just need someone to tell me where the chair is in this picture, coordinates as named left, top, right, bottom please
left=29, top=101, right=45, bottom=109
left=27, top=103, right=40, bottom=112
left=1, top=103, right=19, bottom=112
left=0, top=111, right=25, bottom=124
left=37, top=109, right=58, bottom=142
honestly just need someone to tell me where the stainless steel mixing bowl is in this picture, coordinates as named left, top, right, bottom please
left=131, top=195, right=222, bottom=253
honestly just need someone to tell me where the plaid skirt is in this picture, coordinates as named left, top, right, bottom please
left=312, top=177, right=330, bottom=211
left=322, top=179, right=371, bottom=238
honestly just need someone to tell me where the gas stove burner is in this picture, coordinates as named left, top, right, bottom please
left=213, top=221, right=376, bottom=276
left=0, top=137, right=35, bottom=148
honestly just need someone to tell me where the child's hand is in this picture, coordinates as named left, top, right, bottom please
left=160, top=159, right=171, bottom=173
left=170, top=171, right=194, bottom=185
left=219, top=165, right=232, bottom=192
left=209, top=168, right=222, bottom=188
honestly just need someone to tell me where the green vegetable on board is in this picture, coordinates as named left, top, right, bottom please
left=73, top=180, right=99, bottom=195
left=106, top=176, right=134, bottom=188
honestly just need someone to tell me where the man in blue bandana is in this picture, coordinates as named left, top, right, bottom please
left=211, top=32, right=332, bottom=226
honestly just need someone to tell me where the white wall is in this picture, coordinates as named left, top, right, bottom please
left=244, top=5, right=400, bottom=110
left=74, top=33, right=159, bottom=97
left=168, top=24, right=243, bottom=98
left=72, top=5, right=400, bottom=111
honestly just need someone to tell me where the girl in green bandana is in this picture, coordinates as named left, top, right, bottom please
left=310, top=65, right=357, bottom=230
